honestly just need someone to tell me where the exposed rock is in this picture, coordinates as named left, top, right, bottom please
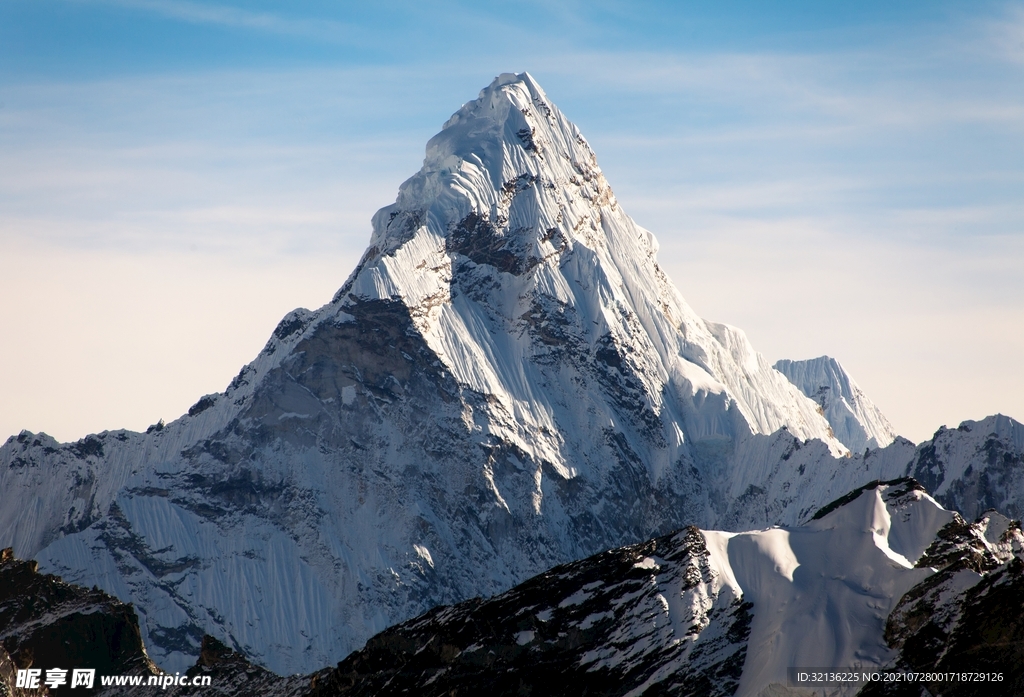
left=0, top=547, right=158, bottom=695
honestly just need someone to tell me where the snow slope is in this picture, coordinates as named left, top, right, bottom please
left=0, top=73, right=1018, bottom=676
left=774, top=356, right=898, bottom=452
left=711, top=480, right=947, bottom=696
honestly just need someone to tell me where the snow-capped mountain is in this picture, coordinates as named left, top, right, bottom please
left=774, top=356, right=898, bottom=453
left=1, top=72, right=1021, bottom=677
left=906, top=414, right=1024, bottom=522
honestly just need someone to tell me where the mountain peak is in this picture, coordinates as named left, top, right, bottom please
left=344, top=73, right=842, bottom=456
left=0, top=73, right=857, bottom=673
left=433, top=71, right=582, bottom=163
left=441, top=71, right=553, bottom=133
left=366, top=71, right=617, bottom=265
left=774, top=355, right=898, bottom=452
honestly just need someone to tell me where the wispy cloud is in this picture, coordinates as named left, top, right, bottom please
left=983, top=2, right=1024, bottom=65
left=67, top=0, right=363, bottom=43
left=538, top=45, right=1024, bottom=130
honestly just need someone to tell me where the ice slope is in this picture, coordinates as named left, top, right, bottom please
left=0, top=73, right=1012, bottom=676
left=707, top=480, right=949, bottom=696
left=774, top=356, right=898, bottom=452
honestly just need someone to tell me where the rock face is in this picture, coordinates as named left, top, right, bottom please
left=858, top=507, right=1024, bottom=696
left=0, top=72, right=1022, bottom=676
left=0, top=547, right=159, bottom=695
left=312, top=527, right=752, bottom=697
left=774, top=355, right=898, bottom=452
left=906, top=414, right=1024, bottom=522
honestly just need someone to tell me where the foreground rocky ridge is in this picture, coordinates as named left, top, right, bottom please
left=312, top=527, right=750, bottom=697
left=860, top=505, right=1024, bottom=696
left=0, top=547, right=158, bottom=695
left=5, top=479, right=1024, bottom=697
left=0, top=550, right=312, bottom=697
left=311, top=478, right=1024, bottom=697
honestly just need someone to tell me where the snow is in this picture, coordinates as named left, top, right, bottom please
left=774, top=356, right=898, bottom=452
left=704, top=483, right=951, bottom=696
left=558, top=589, right=592, bottom=608
left=514, top=630, right=535, bottom=645
left=0, top=72, right=949, bottom=676
left=414, top=544, right=434, bottom=568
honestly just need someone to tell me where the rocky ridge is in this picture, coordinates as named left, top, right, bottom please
left=0, top=547, right=158, bottom=695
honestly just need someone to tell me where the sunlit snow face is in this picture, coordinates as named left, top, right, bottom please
left=700, top=483, right=957, bottom=693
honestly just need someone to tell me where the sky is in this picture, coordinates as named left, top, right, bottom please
left=1, top=0, right=1022, bottom=445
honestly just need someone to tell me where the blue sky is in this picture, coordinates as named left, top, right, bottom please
left=2, top=0, right=1022, bottom=443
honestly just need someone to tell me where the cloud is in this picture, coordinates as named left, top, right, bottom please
left=67, top=0, right=363, bottom=43
left=983, top=2, right=1024, bottom=65
left=539, top=44, right=1024, bottom=131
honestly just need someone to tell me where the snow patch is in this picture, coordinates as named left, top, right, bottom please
left=558, top=589, right=591, bottom=608
left=414, top=544, right=434, bottom=568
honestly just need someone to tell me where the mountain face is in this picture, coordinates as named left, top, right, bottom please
left=907, top=415, right=1024, bottom=522
left=0, top=72, right=1021, bottom=676
left=774, top=356, right=898, bottom=453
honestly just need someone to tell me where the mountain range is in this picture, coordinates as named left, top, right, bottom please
left=2, top=73, right=1023, bottom=693
left=4, top=476, right=1023, bottom=696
